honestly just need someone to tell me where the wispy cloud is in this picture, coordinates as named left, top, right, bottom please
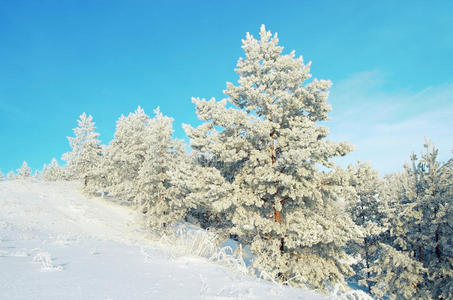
left=325, top=71, right=453, bottom=175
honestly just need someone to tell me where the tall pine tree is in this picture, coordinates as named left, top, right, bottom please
left=407, top=141, right=452, bottom=299
left=345, top=162, right=384, bottom=293
left=184, top=25, right=358, bottom=291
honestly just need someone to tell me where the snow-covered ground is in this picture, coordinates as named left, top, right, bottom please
left=0, top=180, right=329, bottom=300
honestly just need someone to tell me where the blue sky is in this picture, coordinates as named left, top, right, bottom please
left=1, top=0, right=452, bottom=175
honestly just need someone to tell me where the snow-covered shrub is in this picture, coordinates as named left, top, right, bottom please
left=156, top=224, right=248, bottom=276
left=33, top=251, right=63, bottom=272
left=159, top=224, right=219, bottom=258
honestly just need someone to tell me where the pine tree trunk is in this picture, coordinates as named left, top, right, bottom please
left=435, top=230, right=441, bottom=262
left=269, top=125, right=286, bottom=282
left=418, top=222, right=423, bottom=262
left=364, top=237, right=371, bottom=293
left=360, top=205, right=372, bottom=293
left=275, top=210, right=282, bottom=223
left=418, top=245, right=422, bottom=262
left=270, top=128, right=283, bottom=225
left=434, top=206, right=441, bottom=262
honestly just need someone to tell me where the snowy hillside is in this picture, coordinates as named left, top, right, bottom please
left=0, top=180, right=330, bottom=300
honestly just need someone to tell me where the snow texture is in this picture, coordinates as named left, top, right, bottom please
left=0, top=180, right=328, bottom=299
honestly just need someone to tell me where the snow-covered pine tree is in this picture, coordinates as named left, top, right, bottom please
left=367, top=243, right=428, bottom=300
left=17, top=161, right=31, bottom=178
left=103, top=106, right=150, bottom=201
left=42, top=158, right=66, bottom=181
left=134, top=108, right=193, bottom=230
left=431, top=154, right=453, bottom=299
left=184, top=25, right=358, bottom=291
left=377, top=172, right=405, bottom=248
left=0, top=169, right=3, bottom=180
left=346, top=162, right=384, bottom=293
left=62, top=113, right=102, bottom=185
left=376, top=140, right=452, bottom=299
left=408, top=141, right=452, bottom=299
left=373, top=166, right=430, bottom=299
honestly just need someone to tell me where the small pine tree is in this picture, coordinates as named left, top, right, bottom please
left=0, top=169, right=3, bottom=180
left=62, top=113, right=102, bottom=184
left=346, top=162, right=384, bottom=293
left=17, top=161, right=31, bottom=178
